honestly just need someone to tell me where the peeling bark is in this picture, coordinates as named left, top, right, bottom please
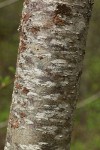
left=4, top=0, right=94, bottom=150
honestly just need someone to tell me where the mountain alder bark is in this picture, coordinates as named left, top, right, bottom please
left=5, top=0, right=94, bottom=150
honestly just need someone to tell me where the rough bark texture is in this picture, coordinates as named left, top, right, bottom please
left=5, top=0, right=94, bottom=150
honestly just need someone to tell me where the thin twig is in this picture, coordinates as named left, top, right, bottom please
left=0, top=0, right=19, bottom=9
left=77, top=92, right=100, bottom=109
left=0, top=80, right=14, bottom=91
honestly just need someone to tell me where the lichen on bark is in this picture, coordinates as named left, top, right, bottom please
left=4, top=0, right=94, bottom=150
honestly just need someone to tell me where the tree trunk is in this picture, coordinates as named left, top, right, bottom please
left=4, top=0, right=94, bottom=150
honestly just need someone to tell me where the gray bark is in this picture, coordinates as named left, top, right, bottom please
left=4, top=0, right=94, bottom=150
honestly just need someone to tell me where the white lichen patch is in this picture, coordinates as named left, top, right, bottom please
left=42, top=126, right=58, bottom=135
left=34, top=68, right=44, bottom=76
left=7, top=142, right=10, bottom=147
left=41, top=81, right=56, bottom=87
left=43, top=93, right=60, bottom=100
left=35, top=112, right=47, bottom=120
left=14, top=112, right=20, bottom=118
left=50, top=39, right=67, bottom=47
left=51, top=59, right=67, bottom=67
left=31, top=43, right=48, bottom=53
left=19, top=144, right=41, bottom=150
left=60, top=81, right=69, bottom=86
left=31, top=79, right=41, bottom=85
left=31, top=0, right=36, bottom=2
left=4, top=147, right=8, bottom=150
left=38, top=142, right=48, bottom=146
left=42, top=95, right=51, bottom=99
left=20, top=126, right=26, bottom=129
left=27, top=92, right=38, bottom=97
left=55, top=134, right=63, bottom=140
left=51, top=59, right=66, bottom=64
left=24, top=119, right=34, bottom=125
left=36, top=128, right=43, bottom=132
left=34, top=53, right=51, bottom=59
left=43, top=104, right=50, bottom=109
left=58, top=103, right=69, bottom=109
left=4, top=142, right=11, bottom=150
left=28, top=106, right=35, bottom=111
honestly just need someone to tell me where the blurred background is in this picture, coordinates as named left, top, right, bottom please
left=0, top=0, right=100, bottom=149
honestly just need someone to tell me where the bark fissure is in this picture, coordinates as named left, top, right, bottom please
left=5, top=0, right=94, bottom=150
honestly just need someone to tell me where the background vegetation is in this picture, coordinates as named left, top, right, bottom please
left=0, top=0, right=100, bottom=149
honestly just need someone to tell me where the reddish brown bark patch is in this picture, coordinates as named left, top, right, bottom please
left=22, top=87, right=29, bottom=94
left=15, top=83, right=22, bottom=90
left=19, top=41, right=27, bottom=53
left=10, top=119, right=20, bottom=129
left=22, top=13, right=31, bottom=23
left=20, top=112, right=27, bottom=118
left=53, top=15, right=65, bottom=26
left=31, top=26, right=40, bottom=34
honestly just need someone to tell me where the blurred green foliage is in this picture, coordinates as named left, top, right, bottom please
left=0, top=0, right=100, bottom=149
left=71, top=100, right=100, bottom=150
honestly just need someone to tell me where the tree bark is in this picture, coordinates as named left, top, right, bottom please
left=4, top=0, right=94, bottom=150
